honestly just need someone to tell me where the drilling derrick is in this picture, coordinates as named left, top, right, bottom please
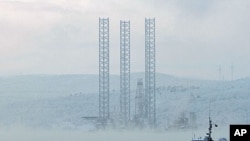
left=135, top=79, right=145, bottom=126
left=99, top=18, right=110, bottom=126
left=145, top=18, right=156, bottom=127
left=120, top=20, right=130, bottom=125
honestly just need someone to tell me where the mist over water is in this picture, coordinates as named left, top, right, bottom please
left=0, top=74, right=244, bottom=141
left=0, top=125, right=229, bottom=141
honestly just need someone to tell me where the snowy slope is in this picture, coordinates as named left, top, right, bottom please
left=0, top=73, right=249, bottom=130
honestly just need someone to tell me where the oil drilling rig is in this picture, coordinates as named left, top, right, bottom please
left=98, top=18, right=156, bottom=129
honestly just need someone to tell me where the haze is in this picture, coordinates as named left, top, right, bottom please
left=1, top=0, right=250, bottom=79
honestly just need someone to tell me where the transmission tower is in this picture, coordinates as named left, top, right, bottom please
left=120, top=20, right=130, bottom=125
left=99, top=18, right=110, bottom=126
left=145, top=18, right=156, bottom=127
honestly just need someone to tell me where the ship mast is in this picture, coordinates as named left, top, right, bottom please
left=207, top=101, right=213, bottom=141
left=207, top=116, right=213, bottom=141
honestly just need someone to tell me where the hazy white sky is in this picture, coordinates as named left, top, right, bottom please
left=0, top=0, right=250, bottom=80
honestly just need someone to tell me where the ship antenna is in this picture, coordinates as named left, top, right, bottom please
left=209, top=100, right=211, bottom=118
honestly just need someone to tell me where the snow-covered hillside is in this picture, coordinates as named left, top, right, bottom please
left=0, top=73, right=249, bottom=130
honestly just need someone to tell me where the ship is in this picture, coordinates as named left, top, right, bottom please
left=191, top=116, right=217, bottom=141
